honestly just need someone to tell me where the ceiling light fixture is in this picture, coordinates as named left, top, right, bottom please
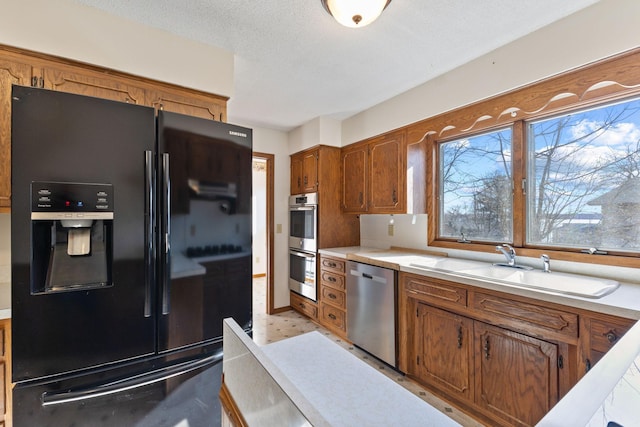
left=321, top=0, right=392, bottom=28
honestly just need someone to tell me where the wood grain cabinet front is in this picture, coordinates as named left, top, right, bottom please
left=0, top=56, right=31, bottom=210
left=290, top=150, right=318, bottom=195
left=290, top=291, right=318, bottom=320
left=318, top=256, right=348, bottom=339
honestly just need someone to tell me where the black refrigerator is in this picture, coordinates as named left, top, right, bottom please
left=10, top=85, right=252, bottom=426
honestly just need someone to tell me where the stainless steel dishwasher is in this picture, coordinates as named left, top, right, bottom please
left=346, top=260, right=397, bottom=367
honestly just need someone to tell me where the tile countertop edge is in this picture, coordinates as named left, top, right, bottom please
left=319, top=247, right=640, bottom=319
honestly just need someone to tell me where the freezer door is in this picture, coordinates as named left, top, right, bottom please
left=11, top=86, right=157, bottom=382
left=13, top=353, right=223, bottom=427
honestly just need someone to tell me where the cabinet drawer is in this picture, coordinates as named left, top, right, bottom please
left=590, top=317, right=634, bottom=353
left=290, top=291, right=318, bottom=320
left=321, top=270, right=345, bottom=290
left=471, top=292, right=578, bottom=340
left=321, top=285, right=346, bottom=309
left=321, top=257, right=345, bottom=274
left=402, top=274, right=467, bottom=309
left=320, top=303, right=346, bottom=332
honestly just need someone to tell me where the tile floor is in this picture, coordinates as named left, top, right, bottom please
left=251, top=277, right=483, bottom=427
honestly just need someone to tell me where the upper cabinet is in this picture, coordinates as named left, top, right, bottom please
left=0, top=56, right=31, bottom=210
left=0, top=45, right=228, bottom=211
left=342, top=129, right=425, bottom=215
left=290, top=150, right=318, bottom=195
left=34, top=62, right=146, bottom=104
left=289, top=145, right=359, bottom=249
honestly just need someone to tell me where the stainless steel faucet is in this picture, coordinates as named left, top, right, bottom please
left=541, top=254, right=551, bottom=273
left=495, top=244, right=516, bottom=266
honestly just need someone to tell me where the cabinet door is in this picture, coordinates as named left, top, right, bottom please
left=0, top=59, right=32, bottom=208
left=37, top=63, right=146, bottom=104
left=290, top=154, right=303, bottom=195
left=301, top=151, right=318, bottom=193
left=415, top=303, right=474, bottom=401
left=147, top=87, right=226, bottom=121
left=341, top=144, right=368, bottom=213
left=474, top=322, right=558, bottom=427
left=369, top=131, right=405, bottom=213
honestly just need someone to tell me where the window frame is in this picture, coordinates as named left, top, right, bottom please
left=419, top=48, right=640, bottom=268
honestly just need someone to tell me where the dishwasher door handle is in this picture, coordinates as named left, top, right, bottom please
left=350, top=269, right=388, bottom=284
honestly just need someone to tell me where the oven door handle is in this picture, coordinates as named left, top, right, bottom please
left=289, top=250, right=316, bottom=258
left=289, top=206, right=316, bottom=211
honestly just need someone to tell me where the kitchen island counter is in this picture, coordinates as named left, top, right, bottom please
left=221, top=318, right=461, bottom=427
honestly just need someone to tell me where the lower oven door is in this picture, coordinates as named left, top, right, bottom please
left=288, top=249, right=317, bottom=301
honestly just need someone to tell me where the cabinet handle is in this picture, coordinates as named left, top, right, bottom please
left=585, top=358, right=592, bottom=372
left=31, top=76, right=38, bottom=87
left=392, top=189, right=397, bottom=204
left=297, top=177, right=301, bottom=187
left=299, top=302, right=305, bottom=308
left=328, top=293, right=337, bottom=300
left=328, top=262, right=336, bottom=268
left=328, top=313, right=337, bottom=320
left=304, top=176, right=308, bottom=185
left=484, top=337, right=490, bottom=360
left=457, top=326, right=463, bottom=349
left=359, top=192, right=363, bottom=204
left=604, top=330, right=618, bottom=344
left=328, top=276, right=336, bottom=282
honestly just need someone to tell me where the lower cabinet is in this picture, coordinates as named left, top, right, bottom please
left=0, top=318, right=11, bottom=427
left=290, top=291, right=318, bottom=321
left=318, top=256, right=348, bottom=339
left=414, top=302, right=558, bottom=426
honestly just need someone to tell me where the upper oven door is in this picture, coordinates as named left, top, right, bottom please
left=289, top=205, right=317, bottom=252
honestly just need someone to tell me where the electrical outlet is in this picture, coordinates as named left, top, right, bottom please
left=256, top=256, right=260, bottom=264
left=276, top=224, right=282, bottom=233
left=388, top=224, right=394, bottom=236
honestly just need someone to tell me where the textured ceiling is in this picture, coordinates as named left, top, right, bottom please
left=73, top=0, right=598, bottom=131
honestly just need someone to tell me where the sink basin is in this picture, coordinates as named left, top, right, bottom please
left=409, top=259, right=620, bottom=299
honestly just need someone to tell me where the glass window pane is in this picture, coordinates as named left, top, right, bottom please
left=439, top=128, right=513, bottom=242
left=527, top=97, right=640, bottom=252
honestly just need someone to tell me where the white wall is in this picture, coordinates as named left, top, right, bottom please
left=0, top=0, right=234, bottom=97
left=288, top=116, right=342, bottom=153
left=342, top=0, right=640, bottom=145
left=0, top=215, right=9, bottom=284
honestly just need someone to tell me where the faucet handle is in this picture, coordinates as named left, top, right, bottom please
left=541, top=254, right=551, bottom=273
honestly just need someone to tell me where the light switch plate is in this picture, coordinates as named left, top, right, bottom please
left=388, top=224, right=394, bottom=236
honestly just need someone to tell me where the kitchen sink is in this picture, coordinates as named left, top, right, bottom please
left=409, top=260, right=620, bottom=299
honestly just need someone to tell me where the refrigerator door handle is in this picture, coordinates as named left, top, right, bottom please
left=41, top=352, right=222, bottom=407
left=144, top=150, right=154, bottom=318
left=161, top=152, right=171, bottom=315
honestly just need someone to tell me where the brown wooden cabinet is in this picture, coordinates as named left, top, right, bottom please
left=0, top=57, right=32, bottom=210
left=0, top=319, right=11, bottom=427
left=290, top=290, right=318, bottom=320
left=318, top=255, right=347, bottom=339
left=401, top=272, right=575, bottom=427
left=34, top=62, right=146, bottom=104
left=290, top=150, right=318, bottom=195
left=341, top=129, right=417, bottom=214
left=579, top=314, right=634, bottom=374
left=474, top=322, right=558, bottom=427
left=0, top=44, right=228, bottom=211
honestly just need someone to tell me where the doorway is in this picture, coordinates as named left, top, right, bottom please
left=252, top=153, right=274, bottom=315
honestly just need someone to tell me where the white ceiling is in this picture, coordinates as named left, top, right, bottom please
left=73, top=0, right=598, bottom=131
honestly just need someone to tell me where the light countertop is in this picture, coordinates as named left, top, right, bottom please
left=318, top=246, right=640, bottom=319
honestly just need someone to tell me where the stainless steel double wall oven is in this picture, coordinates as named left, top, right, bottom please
left=288, top=193, right=318, bottom=301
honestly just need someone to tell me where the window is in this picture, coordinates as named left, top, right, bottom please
left=527, top=97, right=640, bottom=252
left=436, top=97, right=640, bottom=255
left=439, top=128, right=513, bottom=242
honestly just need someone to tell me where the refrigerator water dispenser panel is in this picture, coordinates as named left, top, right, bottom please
left=30, top=181, right=114, bottom=294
